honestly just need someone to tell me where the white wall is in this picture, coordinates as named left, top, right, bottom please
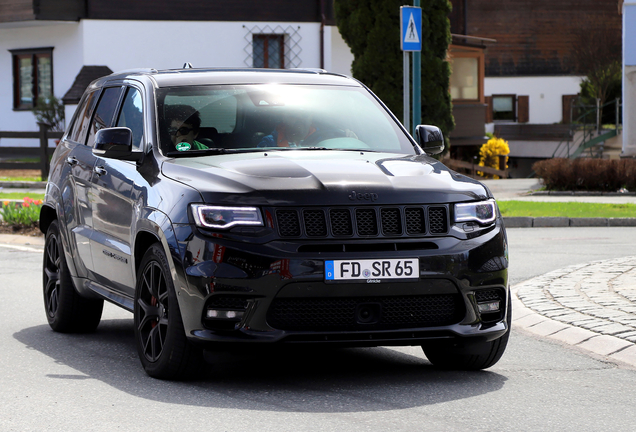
left=80, top=20, right=323, bottom=71
left=1, top=19, right=334, bottom=146
left=623, top=2, right=636, bottom=157
left=325, top=25, right=353, bottom=76
left=0, top=22, right=83, bottom=134
left=485, top=75, right=583, bottom=124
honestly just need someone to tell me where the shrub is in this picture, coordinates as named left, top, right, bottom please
left=478, top=137, right=510, bottom=179
left=533, top=158, right=636, bottom=191
left=0, top=198, right=43, bottom=226
left=32, top=96, right=65, bottom=132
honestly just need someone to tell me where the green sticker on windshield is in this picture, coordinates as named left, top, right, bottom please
left=176, top=142, right=191, bottom=151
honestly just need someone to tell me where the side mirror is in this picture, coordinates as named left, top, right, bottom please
left=414, top=125, right=444, bottom=155
left=93, top=127, right=143, bottom=162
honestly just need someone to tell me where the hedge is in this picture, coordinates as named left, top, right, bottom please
left=533, top=158, right=636, bottom=191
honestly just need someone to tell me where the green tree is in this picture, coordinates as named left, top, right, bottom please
left=571, top=23, right=622, bottom=125
left=335, top=0, right=454, bottom=146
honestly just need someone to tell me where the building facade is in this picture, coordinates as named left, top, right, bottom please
left=0, top=0, right=353, bottom=138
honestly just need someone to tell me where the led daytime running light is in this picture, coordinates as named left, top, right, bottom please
left=192, top=205, right=263, bottom=229
left=454, top=199, right=496, bottom=224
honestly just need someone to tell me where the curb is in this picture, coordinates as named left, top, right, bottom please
left=504, top=216, right=636, bottom=228
left=512, top=286, right=636, bottom=369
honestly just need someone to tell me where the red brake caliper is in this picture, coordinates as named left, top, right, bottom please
left=151, top=296, right=158, bottom=328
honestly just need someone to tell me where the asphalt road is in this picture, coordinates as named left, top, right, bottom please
left=2, top=227, right=636, bottom=432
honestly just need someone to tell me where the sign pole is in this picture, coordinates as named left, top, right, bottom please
left=403, top=51, right=410, bottom=132
left=412, top=0, right=421, bottom=135
left=400, top=5, right=422, bottom=135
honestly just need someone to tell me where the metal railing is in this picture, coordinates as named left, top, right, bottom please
left=551, top=98, right=622, bottom=159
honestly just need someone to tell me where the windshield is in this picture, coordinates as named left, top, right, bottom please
left=155, top=84, right=417, bottom=156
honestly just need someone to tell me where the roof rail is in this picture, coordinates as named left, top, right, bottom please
left=114, top=68, right=159, bottom=75
left=290, top=68, right=328, bottom=74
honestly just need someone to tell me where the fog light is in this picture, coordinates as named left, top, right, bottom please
left=206, top=309, right=245, bottom=320
left=478, top=301, right=500, bottom=313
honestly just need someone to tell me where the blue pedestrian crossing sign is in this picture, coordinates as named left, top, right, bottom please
left=400, top=6, right=422, bottom=52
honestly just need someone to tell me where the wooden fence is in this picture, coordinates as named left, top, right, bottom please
left=0, top=123, right=63, bottom=180
left=443, top=155, right=508, bottom=179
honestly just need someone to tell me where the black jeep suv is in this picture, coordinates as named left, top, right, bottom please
left=41, top=68, right=510, bottom=379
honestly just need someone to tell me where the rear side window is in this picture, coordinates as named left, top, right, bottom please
left=116, top=87, right=144, bottom=151
left=68, top=90, right=98, bottom=144
left=86, top=86, right=123, bottom=147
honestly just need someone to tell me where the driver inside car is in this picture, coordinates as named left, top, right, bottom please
left=167, top=104, right=210, bottom=151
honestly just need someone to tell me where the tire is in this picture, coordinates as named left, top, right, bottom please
left=134, top=243, right=203, bottom=379
left=43, top=219, right=103, bottom=332
left=422, top=297, right=512, bottom=370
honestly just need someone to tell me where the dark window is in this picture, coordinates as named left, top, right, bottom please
left=253, top=34, right=284, bottom=68
left=86, top=87, right=124, bottom=147
left=68, top=90, right=99, bottom=144
left=492, top=95, right=516, bottom=121
left=116, top=87, right=144, bottom=151
left=10, top=48, right=53, bottom=110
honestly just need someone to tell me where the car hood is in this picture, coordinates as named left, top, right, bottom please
left=161, top=151, right=490, bottom=206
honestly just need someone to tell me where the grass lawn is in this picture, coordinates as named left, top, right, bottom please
left=0, top=192, right=45, bottom=201
left=0, top=176, right=42, bottom=182
left=498, top=201, right=636, bottom=218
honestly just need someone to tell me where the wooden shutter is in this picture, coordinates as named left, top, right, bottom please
left=517, top=95, right=529, bottom=123
left=485, top=96, right=493, bottom=123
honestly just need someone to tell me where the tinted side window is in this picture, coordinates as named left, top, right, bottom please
left=68, top=90, right=98, bottom=144
left=116, top=87, right=144, bottom=151
left=86, top=87, right=123, bottom=147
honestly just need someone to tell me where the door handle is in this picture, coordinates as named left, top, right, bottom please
left=66, top=156, right=78, bottom=166
left=94, top=166, right=107, bottom=176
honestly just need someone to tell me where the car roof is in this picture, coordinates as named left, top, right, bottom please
left=96, top=68, right=362, bottom=89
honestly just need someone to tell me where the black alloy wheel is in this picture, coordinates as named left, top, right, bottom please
left=43, top=220, right=103, bottom=332
left=136, top=259, right=170, bottom=363
left=134, top=243, right=203, bottom=379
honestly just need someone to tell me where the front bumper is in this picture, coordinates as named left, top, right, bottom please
left=172, top=219, right=509, bottom=347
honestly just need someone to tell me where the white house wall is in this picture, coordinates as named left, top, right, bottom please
left=485, top=76, right=583, bottom=124
left=2, top=19, right=337, bottom=140
left=326, top=26, right=353, bottom=76
left=623, top=2, right=636, bottom=157
left=80, top=20, right=324, bottom=72
left=0, top=22, right=83, bottom=135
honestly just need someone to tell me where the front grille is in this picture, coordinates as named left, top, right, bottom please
left=274, top=205, right=449, bottom=239
left=381, top=208, right=402, bottom=235
left=428, top=207, right=448, bottom=234
left=330, top=209, right=353, bottom=236
left=303, top=210, right=327, bottom=237
left=277, top=210, right=301, bottom=237
left=267, top=294, right=464, bottom=331
left=405, top=207, right=425, bottom=234
left=355, top=209, right=378, bottom=236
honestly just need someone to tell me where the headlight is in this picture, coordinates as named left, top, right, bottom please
left=454, top=199, right=497, bottom=224
left=191, top=205, right=263, bottom=229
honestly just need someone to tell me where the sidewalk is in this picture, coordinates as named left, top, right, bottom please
left=513, top=257, right=636, bottom=368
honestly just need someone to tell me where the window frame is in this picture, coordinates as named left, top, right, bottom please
left=10, top=47, right=54, bottom=111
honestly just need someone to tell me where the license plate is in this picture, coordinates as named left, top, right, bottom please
left=325, top=259, right=419, bottom=281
